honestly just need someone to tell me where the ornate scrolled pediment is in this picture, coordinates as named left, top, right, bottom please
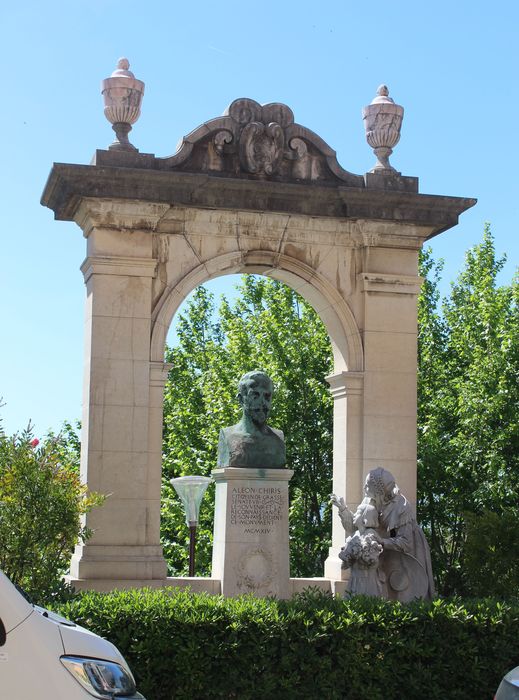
left=157, top=98, right=364, bottom=186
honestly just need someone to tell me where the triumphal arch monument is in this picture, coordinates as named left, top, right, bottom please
left=42, top=62, right=475, bottom=592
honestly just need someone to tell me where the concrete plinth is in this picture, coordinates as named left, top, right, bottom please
left=212, top=467, right=293, bottom=598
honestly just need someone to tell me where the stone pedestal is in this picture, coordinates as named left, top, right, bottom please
left=212, top=467, right=293, bottom=598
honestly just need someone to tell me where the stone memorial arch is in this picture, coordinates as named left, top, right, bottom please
left=42, top=81, right=475, bottom=591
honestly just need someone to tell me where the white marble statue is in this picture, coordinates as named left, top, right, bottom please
left=331, top=467, right=435, bottom=601
left=337, top=500, right=384, bottom=597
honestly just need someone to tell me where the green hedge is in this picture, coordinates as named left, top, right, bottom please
left=52, top=589, right=519, bottom=700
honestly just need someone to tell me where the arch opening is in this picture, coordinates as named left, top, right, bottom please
left=151, top=251, right=363, bottom=374
left=160, top=270, right=341, bottom=578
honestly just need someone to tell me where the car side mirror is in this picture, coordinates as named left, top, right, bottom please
left=0, top=618, right=6, bottom=646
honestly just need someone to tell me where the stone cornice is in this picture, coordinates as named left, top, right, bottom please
left=326, top=371, right=364, bottom=400
left=75, top=198, right=170, bottom=236
left=42, top=163, right=476, bottom=240
left=149, top=361, right=173, bottom=386
left=212, top=467, right=294, bottom=482
left=81, top=256, right=157, bottom=281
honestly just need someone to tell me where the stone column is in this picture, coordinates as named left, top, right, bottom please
left=359, top=272, right=423, bottom=504
left=69, top=253, right=167, bottom=587
left=212, top=468, right=294, bottom=598
left=324, top=371, right=364, bottom=580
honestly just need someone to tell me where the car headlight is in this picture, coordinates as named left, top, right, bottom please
left=60, top=655, right=139, bottom=698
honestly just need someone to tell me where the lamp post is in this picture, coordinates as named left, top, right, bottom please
left=170, top=476, right=212, bottom=576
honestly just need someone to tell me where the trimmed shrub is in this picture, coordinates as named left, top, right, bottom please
left=52, top=589, right=519, bottom=700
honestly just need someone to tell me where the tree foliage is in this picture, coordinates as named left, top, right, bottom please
left=163, top=228, right=518, bottom=594
left=161, top=276, right=334, bottom=577
left=417, top=225, right=518, bottom=595
left=0, top=420, right=103, bottom=602
left=2, top=228, right=514, bottom=600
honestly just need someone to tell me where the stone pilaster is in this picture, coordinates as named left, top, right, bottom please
left=324, top=371, right=364, bottom=580
left=359, top=271, right=423, bottom=506
left=69, top=254, right=167, bottom=584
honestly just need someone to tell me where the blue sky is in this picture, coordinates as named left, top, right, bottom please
left=0, top=1, right=517, bottom=435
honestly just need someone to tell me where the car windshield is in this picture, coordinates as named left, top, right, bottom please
left=13, top=582, right=34, bottom=606
left=34, top=606, right=76, bottom=627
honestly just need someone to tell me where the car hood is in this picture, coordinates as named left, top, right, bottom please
left=59, top=621, right=128, bottom=668
left=503, top=666, right=519, bottom=687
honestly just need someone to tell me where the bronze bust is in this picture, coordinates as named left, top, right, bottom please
left=217, top=371, right=286, bottom=469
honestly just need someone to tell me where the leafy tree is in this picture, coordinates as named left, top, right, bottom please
left=417, top=225, right=518, bottom=595
left=0, top=419, right=103, bottom=602
left=463, top=509, right=519, bottom=597
left=161, top=276, right=334, bottom=577
left=164, top=229, right=518, bottom=593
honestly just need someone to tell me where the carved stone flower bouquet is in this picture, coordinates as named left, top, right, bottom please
left=339, top=533, right=383, bottom=570
left=339, top=533, right=384, bottom=597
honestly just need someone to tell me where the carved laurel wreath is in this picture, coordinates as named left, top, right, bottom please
left=236, top=546, right=276, bottom=591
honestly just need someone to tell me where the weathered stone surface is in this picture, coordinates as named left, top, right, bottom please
left=362, top=86, right=404, bottom=172
left=159, top=99, right=361, bottom=184
left=42, top=97, right=476, bottom=591
left=101, top=58, right=144, bottom=152
left=43, top=97, right=474, bottom=232
left=42, top=162, right=474, bottom=237
left=364, top=170, right=418, bottom=192
left=212, top=467, right=293, bottom=598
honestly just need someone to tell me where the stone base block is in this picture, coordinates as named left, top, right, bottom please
left=66, top=576, right=221, bottom=594
left=324, top=547, right=350, bottom=581
left=65, top=576, right=347, bottom=597
left=364, top=170, right=419, bottom=193
left=289, top=578, right=332, bottom=595
left=65, top=577, right=167, bottom=592
left=331, top=580, right=349, bottom=597
left=69, top=544, right=168, bottom=581
left=164, top=577, right=222, bottom=594
left=212, top=467, right=294, bottom=598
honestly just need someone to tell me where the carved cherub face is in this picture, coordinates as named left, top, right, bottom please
left=238, top=372, right=273, bottom=427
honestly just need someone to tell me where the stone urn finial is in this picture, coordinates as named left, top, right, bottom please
left=362, top=85, right=404, bottom=172
left=101, top=58, right=145, bottom=151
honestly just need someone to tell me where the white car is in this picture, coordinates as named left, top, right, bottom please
left=0, top=569, right=145, bottom=698
left=495, top=667, right=519, bottom=699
